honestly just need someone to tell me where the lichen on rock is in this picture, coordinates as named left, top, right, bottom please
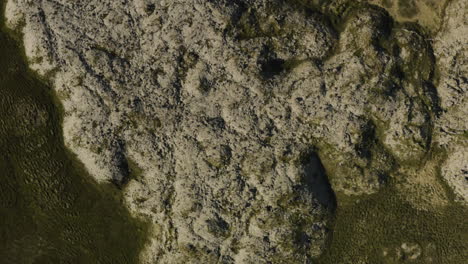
left=5, top=0, right=467, bottom=262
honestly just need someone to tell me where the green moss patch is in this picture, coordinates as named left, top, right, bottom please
left=317, top=186, right=468, bottom=264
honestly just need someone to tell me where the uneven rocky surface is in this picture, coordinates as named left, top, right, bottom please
left=5, top=0, right=467, bottom=263
left=433, top=0, right=468, bottom=204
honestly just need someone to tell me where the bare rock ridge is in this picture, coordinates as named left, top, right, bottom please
left=5, top=0, right=466, bottom=263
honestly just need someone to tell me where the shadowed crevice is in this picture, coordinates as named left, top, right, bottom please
left=301, top=152, right=337, bottom=211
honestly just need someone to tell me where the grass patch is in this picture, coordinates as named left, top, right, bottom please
left=317, top=186, right=468, bottom=264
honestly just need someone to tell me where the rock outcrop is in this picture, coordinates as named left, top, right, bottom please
left=433, top=0, right=468, bottom=204
left=5, top=0, right=466, bottom=262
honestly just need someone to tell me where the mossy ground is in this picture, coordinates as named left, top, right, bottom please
left=0, top=1, right=148, bottom=263
left=317, top=186, right=468, bottom=264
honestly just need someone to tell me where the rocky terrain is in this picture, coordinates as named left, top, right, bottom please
left=5, top=0, right=466, bottom=263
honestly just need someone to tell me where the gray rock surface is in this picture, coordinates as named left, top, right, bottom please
left=5, top=0, right=467, bottom=262
left=433, top=0, right=468, bottom=204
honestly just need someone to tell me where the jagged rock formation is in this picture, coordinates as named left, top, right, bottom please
left=432, top=0, right=467, bottom=204
left=5, top=0, right=466, bottom=262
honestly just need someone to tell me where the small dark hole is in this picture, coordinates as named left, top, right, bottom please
left=146, top=4, right=156, bottom=15
left=207, top=117, right=225, bottom=129
left=199, top=77, right=212, bottom=94
left=261, top=58, right=285, bottom=79
left=250, top=188, right=257, bottom=195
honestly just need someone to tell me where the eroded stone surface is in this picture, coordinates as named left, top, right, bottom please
left=5, top=0, right=467, bottom=262
left=433, top=0, right=468, bottom=204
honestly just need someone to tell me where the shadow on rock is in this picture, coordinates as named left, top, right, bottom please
left=301, top=152, right=337, bottom=211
